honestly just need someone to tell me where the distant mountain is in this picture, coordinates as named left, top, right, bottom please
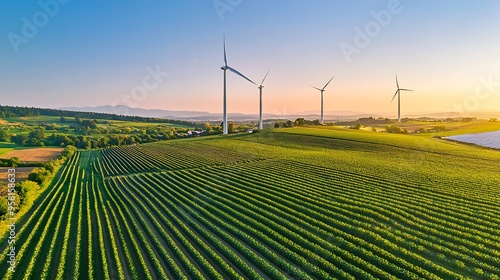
left=59, top=106, right=380, bottom=122
left=60, top=105, right=212, bottom=119
left=59, top=106, right=500, bottom=122
left=405, top=111, right=500, bottom=119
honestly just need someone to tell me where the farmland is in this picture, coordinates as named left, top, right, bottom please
left=0, top=143, right=16, bottom=157
left=0, top=148, right=63, bottom=162
left=1, top=127, right=499, bottom=279
left=0, top=106, right=202, bottom=150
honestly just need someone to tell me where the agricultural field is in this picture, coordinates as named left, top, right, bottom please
left=0, top=167, right=35, bottom=184
left=0, top=148, right=63, bottom=162
left=0, top=114, right=199, bottom=150
left=0, top=143, right=16, bottom=157
left=1, top=128, right=499, bottom=279
left=368, top=120, right=500, bottom=136
left=0, top=116, right=193, bottom=131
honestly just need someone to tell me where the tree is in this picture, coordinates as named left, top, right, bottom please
left=60, top=145, right=77, bottom=159
left=203, top=122, right=212, bottom=130
left=28, top=127, right=45, bottom=140
left=60, top=116, right=66, bottom=122
left=350, top=123, right=362, bottom=130
left=81, top=120, right=97, bottom=129
left=28, top=168, right=51, bottom=186
left=53, top=134, right=72, bottom=146
left=0, top=197, right=8, bottom=217
left=286, top=120, right=293, bottom=127
left=43, top=160, right=59, bottom=173
left=312, top=119, right=321, bottom=125
left=16, top=181, right=39, bottom=209
left=228, top=122, right=236, bottom=133
left=8, top=157, right=20, bottom=168
left=385, top=125, right=402, bottom=134
left=0, top=129, right=11, bottom=142
left=11, top=134, right=28, bottom=145
left=98, top=136, right=109, bottom=147
left=295, top=118, right=305, bottom=126
left=274, top=122, right=280, bottom=128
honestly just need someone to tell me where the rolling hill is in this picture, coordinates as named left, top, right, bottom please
left=1, top=127, right=499, bottom=279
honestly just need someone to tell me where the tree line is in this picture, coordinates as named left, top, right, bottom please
left=0, top=105, right=196, bottom=126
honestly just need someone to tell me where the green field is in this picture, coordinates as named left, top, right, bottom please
left=367, top=120, right=500, bottom=137
left=1, top=127, right=499, bottom=279
left=0, top=142, right=17, bottom=157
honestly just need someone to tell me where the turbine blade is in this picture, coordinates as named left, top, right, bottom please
left=400, top=88, right=414, bottom=92
left=391, top=90, right=399, bottom=102
left=322, top=75, right=335, bottom=90
left=310, top=85, right=322, bottom=91
left=260, top=69, right=271, bottom=86
left=223, top=36, right=227, bottom=67
left=227, top=66, right=256, bottom=84
left=395, top=74, right=399, bottom=89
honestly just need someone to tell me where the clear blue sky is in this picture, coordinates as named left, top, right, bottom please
left=1, top=0, right=499, bottom=117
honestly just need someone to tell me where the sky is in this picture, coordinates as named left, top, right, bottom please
left=1, top=0, right=499, bottom=118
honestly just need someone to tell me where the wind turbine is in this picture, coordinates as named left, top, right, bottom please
left=221, top=37, right=256, bottom=134
left=391, top=75, right=413, bottom=123
left=257, top=70, right=270, bottom=130
left=311, top=75, right=335, bottom=124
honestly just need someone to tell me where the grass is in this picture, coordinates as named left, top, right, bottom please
left=0, top=149, right=14, bottom=157
left=0, top=142, right=18, bottom=157
left=367, top=120, right=500, bottom=136
left=428, top=121, right=500, bottom=136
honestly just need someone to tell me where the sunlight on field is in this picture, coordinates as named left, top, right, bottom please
left=0, top=148, right=63, bottom=162
left=1, top=128, right=498, bottom=279
left=0, top=149, right=14, bottom=157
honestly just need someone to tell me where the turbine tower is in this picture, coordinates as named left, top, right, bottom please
left=311, top=76, right=335, bottom=124
left=221, top=37, right=255, bottom=134
left=257, top=70, right=270, bottom=130
left=391, top=75, right=413, bottom=123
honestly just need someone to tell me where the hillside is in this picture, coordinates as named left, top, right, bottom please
left=1, top=127, right=499, bottom=279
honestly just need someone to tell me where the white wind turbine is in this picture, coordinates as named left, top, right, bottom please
left=311, top=75, right=335, bottom=124
left=257, top=70, right=270, bottom=130
left=221, top=37, right=256, bottom=134
left=391, top=75, right=413, bottom=123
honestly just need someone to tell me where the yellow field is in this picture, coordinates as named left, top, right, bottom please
left=0, top=148, right=63, bottom=162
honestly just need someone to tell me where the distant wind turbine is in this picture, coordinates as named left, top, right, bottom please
left=311, top=75, right=335, bottom=124
left=221, top=36, right=256, bottom=134
left=257, top=70, right=270, bottom=130
left=391, top=75, right=413, bottom=123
